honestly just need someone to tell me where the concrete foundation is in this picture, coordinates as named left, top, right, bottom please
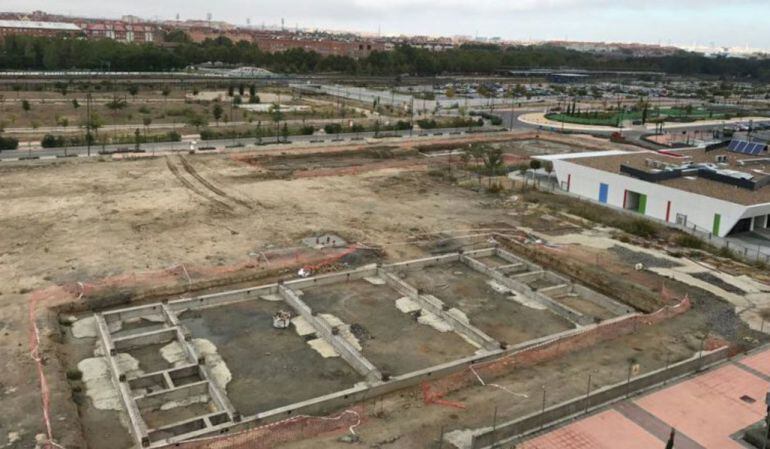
left=83, top=247, right=635, bottom=448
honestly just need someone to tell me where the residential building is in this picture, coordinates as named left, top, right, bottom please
left=0, top=19, right=80, bottom=40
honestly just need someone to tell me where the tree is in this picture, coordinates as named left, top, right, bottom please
left=255, top=121, right=263, bottom=144
left=72, top=98, right=80, bottom=109
left=106, top=96, right=127, bottom=112
left=249, top=84, right=256, bottom=98
left=281, top=122, right=289, bottom=142
left=142, top=116, right=152, bottom=138
left=128, top=85, right=139, bottom=98
left=161, top=86, right=171, bottom=105
left=21, top=99, right=31, bottom=113
left=227, top=85, right=234, bottom=97
left=238, top=84, right=245, bottom=96
left=269, top=104, right=284, bottom=143
left=212, top=103, right=224, bottom=126
left=83, top=112, right=103, bottom=145
left=481, top=147, right=504, bottom=176
left=186, top=112, right=208, bottom=130
left=529, top=159, right=542, bottom=171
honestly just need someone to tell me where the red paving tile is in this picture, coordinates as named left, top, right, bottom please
left=635, top=364, right=768, bottom=449
left=518, top=410, right=664, bottom=449
left=614, top=402, right=705, bottom=449
left=739, top=349, right=770, bottom=379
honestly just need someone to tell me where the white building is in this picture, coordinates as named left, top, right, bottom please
left=538, top=142, right=770, bottom=238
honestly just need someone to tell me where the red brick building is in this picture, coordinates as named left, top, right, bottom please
left=254, top=37, right=386, bottom=58
left=73, top=21, right=160, bottom=43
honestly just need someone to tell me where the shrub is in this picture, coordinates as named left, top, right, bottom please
left=166, top=131, right=182, bottom=142
left=486, top=182, right=504, bottom=194
left=324, top=123, right=343, bottom=134
left=394, top=120, right=412, bottom=130
left=299, top=125, right=315, bottom=135
left=41, top=134, right=65, bottom=148
left=417, top=119, right=438, bottom=129
left=350, top=124, right=365, bottom=133
left=0, top=135, right=20, bottom=150
left=66, top=369, right=83, bottom=381
left=675, top=234, right=704, bottom=249
left=620, top=219, right=660, bottom=239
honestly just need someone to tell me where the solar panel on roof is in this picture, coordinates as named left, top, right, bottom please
left=735, top=141, right=748, bottom=153
left=750, top=143, right=764, bottom=155
left=728, top=140, right=739, bottom=150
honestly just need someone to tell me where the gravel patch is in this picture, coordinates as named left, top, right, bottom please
left=609, top=245, right=683, bottom=269
left=691, top=272, right=747, bottom=295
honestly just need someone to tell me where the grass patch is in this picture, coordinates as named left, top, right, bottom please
left=675, top=234, right=705, bottom=249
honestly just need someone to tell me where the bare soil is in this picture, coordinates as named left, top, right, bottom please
left=0, top=131, right=767, bottom=449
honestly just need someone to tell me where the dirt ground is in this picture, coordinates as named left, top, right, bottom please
left=0, top=145, right=512, bottom=449
left=0, top=131, right=768, bottom=449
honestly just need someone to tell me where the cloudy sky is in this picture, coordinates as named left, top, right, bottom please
left=8, top=0, right=770, bottom=49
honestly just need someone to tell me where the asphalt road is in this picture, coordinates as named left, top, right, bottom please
left=0, top=126, right=507, bottom=161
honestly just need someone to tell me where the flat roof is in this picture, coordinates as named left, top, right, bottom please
left=0, top=20, right=80, bottom=31
left=565, top=147, right=770, bottom=206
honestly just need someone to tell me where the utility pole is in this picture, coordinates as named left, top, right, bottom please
left=86, top=92, right=92, bottom=157
left=410, top=97, right=414, bottom=137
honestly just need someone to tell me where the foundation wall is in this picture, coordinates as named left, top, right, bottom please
left=571, top=284, right=636, bottom=316
left=461, top=255, right=592, bottom=326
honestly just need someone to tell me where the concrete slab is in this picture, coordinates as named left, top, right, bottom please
left=178, top=300, right=362, bottom=416
left=400, top=262, right=574, bottom=346
left=299, top=279, right=477, bottom=376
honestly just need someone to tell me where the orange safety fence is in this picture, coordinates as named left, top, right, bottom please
left=25, top=244, right=373, bottom=449
left=176, top=407, right=365, bottom=449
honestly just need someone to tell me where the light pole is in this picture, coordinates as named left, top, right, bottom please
left=86, top=92, right=92, bottom=157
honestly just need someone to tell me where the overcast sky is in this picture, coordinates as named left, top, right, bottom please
left=8, top=0, right=770, bottom=49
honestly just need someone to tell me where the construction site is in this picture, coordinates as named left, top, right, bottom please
left=2, top=130, right=770, bottom=449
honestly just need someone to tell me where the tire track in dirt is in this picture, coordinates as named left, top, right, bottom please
left=165, top=156, right=234, bottom=212
left=178, top=155, right=254, bottom=210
